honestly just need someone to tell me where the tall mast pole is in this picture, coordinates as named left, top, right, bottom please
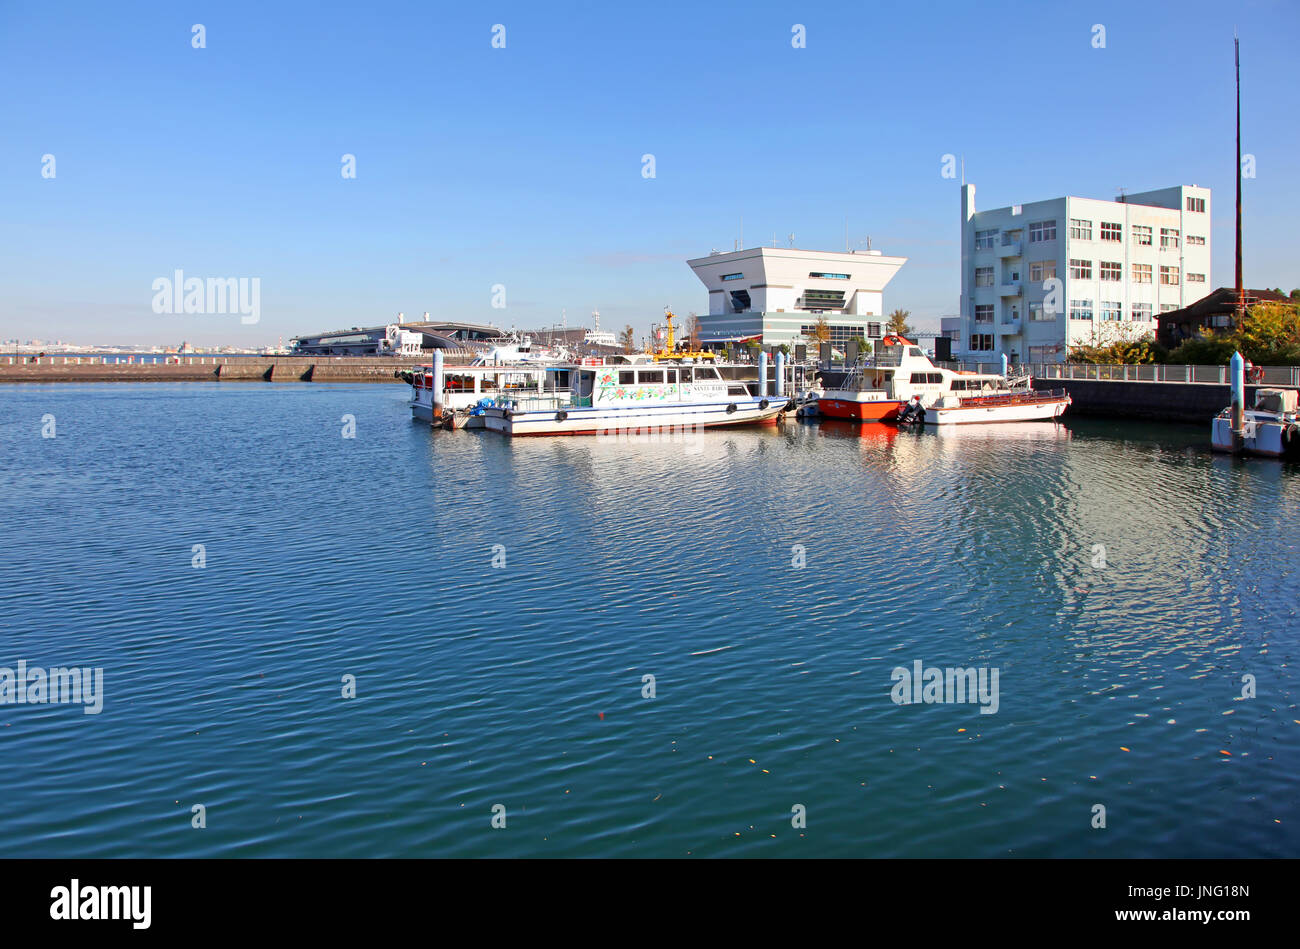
left=1235, top=34, right=1243, bottom=319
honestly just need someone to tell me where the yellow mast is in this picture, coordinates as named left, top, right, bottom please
left=652, top=306, right=714, bottom=361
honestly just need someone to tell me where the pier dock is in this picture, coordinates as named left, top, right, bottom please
left=0, top=355, right=469, bottom=384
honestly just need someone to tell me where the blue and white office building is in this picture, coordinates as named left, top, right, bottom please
left=959, top=183, right=1212, bottom=362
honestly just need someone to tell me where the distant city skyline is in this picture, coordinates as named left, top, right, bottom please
left=2, top=0, right=1297, bottom=346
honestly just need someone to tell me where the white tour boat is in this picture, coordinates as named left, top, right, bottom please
left=481, top=360, right=790, bottom=436
left=400, top=359, right=550, bottom=423
left=816, top=335, right=1070, bottom=425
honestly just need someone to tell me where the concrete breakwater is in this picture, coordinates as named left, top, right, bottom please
left=1031, top=378, right=1272, bottom=423
left=0, top=355, right=471, bottom=384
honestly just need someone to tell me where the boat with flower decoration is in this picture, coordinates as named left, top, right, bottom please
left=481, top=358, right=791, bottom=436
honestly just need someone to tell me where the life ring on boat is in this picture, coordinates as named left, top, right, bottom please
left=759, top=399, right=770, bottom=410
left=555, top=410, right=568, bottom=422
left=726, top=403, right=738, bottom=414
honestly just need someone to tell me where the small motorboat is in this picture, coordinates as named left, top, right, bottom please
left=1211, top=356, right=1300, bottom=460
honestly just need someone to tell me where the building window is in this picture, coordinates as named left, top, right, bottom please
left=1160, top=228, right=1180, bottom=249
left=970, top=333, right=994, bottom=351
left=1186, top=196, right=1206, bottom=212
left=1029, top=345, right=1058, bottom=361
left=1131, top=303, right=1152, bottom=321
left=1029, top=260, right=1057, bottom=282
left=1099, top=261, right=1122, bottom=281
left=808, top=272, right=850, bottom=280
left=975, top=266, right=994, bottom=287
left=867, top=323, right=882, bottom=338
left=721, top=272, right=744, bottom=281
left=1161, top=303, right=1178, bottom=313
left=1069, top=218, right=1092, bottom=241
left=1186, top=234, right=1206, bottom=245
left=1029, top=220, right=1056, bottom=242
left=800, top=324, right=870, bottom=347
left=1069, top=299, right=1094, bottom=320
left=1160, top=266, right=1180, bottom=285
left=1132, top=263, right=1152, bottom=283
left=1100, top=222, right=1122, bottom=241
left=1132, top=225, right=1152, bottom=246
left=1029, top=303, right=1055, bottom=322
left=974, top=304, right=994, bottom=323
left=1069, top=259, right=1092, bottom=279
left=801, top=289, right=846, bottom=309
left=1187, top=272, right=1206, bottom=283
left=974, top=229, right=997, bottom=251
left=1100, top=301, right=1123, bottom=321
left=730, top=289, right=751, bottom=312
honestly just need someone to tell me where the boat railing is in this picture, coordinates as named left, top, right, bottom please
left=494, top=391, right=577, bottom=412
left=953, top=363, right=1300, bottom=387
left=957, top=388, right=1068, bottom=405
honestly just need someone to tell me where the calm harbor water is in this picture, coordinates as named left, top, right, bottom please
left=1, top=382, right=1297, bottom=858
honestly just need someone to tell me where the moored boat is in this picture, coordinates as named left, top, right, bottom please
left=1211, top=354, right=1300, bottom=459
left=901, top=389, right=1071, bottom=426
left=400, top=360, right=550, bottom=422
left=481, top=361, right=791, bottom=436
left=817, top=335, right=1069, bottom=425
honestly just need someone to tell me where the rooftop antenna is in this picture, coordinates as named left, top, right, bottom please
left=592, top=307, right=600, bottom=333
left=1234, top=30, right=1244, bottom=319
left=788, top=233, right=795, bottom=247
left=1117, top=187, right=1127, bottom=203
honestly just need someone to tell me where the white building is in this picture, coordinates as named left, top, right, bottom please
left=687, top=246, right=907, bottom=349
left=959, top=183, right=1212, bottom=363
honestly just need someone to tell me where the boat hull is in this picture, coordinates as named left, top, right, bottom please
left=816, top=392, right=905, bottom=421
left=482, top=398, right=789, bottom=436
left=921, top=396, right=1071, bottom=425
left=1211, top=415, right=1300, bottom=459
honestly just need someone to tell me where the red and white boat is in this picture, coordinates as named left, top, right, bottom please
left=816, top=335, right=1069, bottom=425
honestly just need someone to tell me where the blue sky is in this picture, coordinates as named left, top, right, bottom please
left=2, top=0, right=1297, bottom=346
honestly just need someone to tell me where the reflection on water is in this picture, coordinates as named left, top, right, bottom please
left=0, top=384, right=1296, bottom=858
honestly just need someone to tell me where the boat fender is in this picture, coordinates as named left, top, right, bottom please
left=759, top=399, right=770, bottom=410
left=726, top=403, right=738, bottom=414
left=555, top=410, right=568, bottom=422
